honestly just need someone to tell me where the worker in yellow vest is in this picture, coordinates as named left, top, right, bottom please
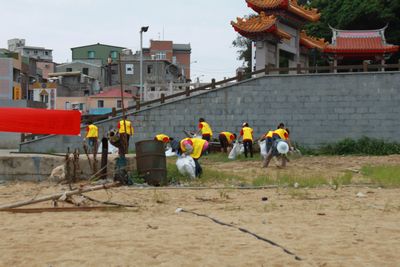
left=85, top=121, right=98, bottom=156
left=154, top=134, right=171, bottom=144
left=171, top=137, right=209, bottom=177
left=218, top=131, right=236, bottom=153
left=239, top=122, right=254, bottom=158
left=197, top=118, right=213, bottom=154
left=117, top=116, right=134, bottom=155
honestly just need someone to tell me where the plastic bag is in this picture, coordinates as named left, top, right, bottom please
left=259, top=140, right=267, bottom=158
left=239, top=143, right=245, bottom=154
left=97, top=141, right=119, bottom=154
left=228, top=142, right=241, bottom=160
left=176, top=156, right=196, bottom=179
left=165, top=147, right=177, bottom=157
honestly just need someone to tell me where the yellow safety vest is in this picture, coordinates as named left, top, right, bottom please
left=155, top=134, right=170, bottom=143
left=119, top=120, right=133, bottom=135
left=265, top=130, right=273, bottom=138
left=200, top=122, right=213, bottom=137
left=273, top=129, right=288, bottom=140
left=221, top=131, right=234, bottom=144
left=86, top=124, right=98, bottom=138
left=180, top=138, right=206, bottom=159
left=242, top=127, right=253, bottom=141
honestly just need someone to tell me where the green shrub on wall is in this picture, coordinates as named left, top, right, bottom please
left=297, top=137, right=400, bottom=156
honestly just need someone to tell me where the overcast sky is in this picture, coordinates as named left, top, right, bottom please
left=0, top=0, right=254, bottom=82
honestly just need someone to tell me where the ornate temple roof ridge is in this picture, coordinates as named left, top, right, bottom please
left=300, top=31, right=328, bottom=50
left=231, top=12, right=291, bottom=40
left=246, top=0, right=320, bottom=22
left=325, top=25, right=398, bottom=55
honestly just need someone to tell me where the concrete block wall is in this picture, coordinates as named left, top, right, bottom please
left=20, top=71, right=400, bottom=152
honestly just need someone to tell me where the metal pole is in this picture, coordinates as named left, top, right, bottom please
left=140, top=30, right=143, bottom=102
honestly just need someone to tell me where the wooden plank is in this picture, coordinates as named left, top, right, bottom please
left=0, top=206, right=122, bottom=213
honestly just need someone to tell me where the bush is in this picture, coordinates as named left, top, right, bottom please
left=297, top=137, right=400, bottom=156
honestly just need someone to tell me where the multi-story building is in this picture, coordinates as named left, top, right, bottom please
left=143, top=40, right=192, bottom=81
left=56, top=60, right=104, bottom=85
left=8, top=39, right=53, bottom=62
left=0, top=49, right=35, bottom=100
left=71, top=43, right=125, bottom=65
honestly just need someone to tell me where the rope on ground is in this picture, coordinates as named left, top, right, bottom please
left=179, top=209, right=302, bottom=261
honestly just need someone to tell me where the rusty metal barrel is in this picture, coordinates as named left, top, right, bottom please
left=135, top=140, right=167, bottom=186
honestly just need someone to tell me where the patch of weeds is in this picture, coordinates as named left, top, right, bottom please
left=275, top=174, right=328, bottom=188
left=166, top=162, right=190, bottom=184
left=199, top=168, right=245, bottom=185
left=130, top=172, right=145, bottom=184
left=361, top=165, right=400, bottom=187
left=252, top=176, right=275, bottom=187
left=331, top=172, right=353, bottom=190
left=287, top=188, right=311, bottom=200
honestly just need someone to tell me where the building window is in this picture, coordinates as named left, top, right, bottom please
left=97, top=100, right=104, bottom=108
left=82, top=68, right=89, bottom=75
left=84, top=90, right=90, bottom=96
left=65, top=102, right=71, bottom=110
left=125, top=64, right=134, bottom=75
left=147, top=65, right=153, bottom=74
left=156, top=52, right=166, bottom=60
left=88, top=51, right=96, bottom=59
left=66, top=68, right=72, bottom=72
left=111, top=51, right=118, bottom=59
left=172, top=56, right=177, bottom=64
left=34, top=50, right=38, bottom=55
left=45, top=51, right=49, bottom=56
left=117, top=100, right=122, bottom=108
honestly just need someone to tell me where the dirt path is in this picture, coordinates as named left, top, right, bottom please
left=0, top=180, right=399, bottom=266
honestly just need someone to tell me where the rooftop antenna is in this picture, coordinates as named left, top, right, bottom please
left=158, top=32, right=160, bottom=40
left=162, top=27, right=165, bottom=40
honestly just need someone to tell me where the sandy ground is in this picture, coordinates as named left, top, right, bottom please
left=0, top=156, right=400, bottom=266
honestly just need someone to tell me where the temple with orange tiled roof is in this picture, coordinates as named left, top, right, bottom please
left=232, top=0, right=399, bottom=72
left=232, top=0, right=325, bottom=72
left=324, top=26, right=399, bottom=68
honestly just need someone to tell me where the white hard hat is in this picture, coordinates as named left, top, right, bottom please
left=276, top=141, right=289, bottom=154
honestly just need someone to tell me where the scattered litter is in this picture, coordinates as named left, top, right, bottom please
left=147, top=224, right=159, bottom=230
left=356, top=192, right=366, bottom=198
left=261, top=197, right=268, bottom=201
left=294, top=182, right=299, bottom=188
left=175, top=207, right=183, bottom=213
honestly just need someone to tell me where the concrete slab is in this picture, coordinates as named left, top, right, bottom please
left=0, top=152, right=136, bottom=182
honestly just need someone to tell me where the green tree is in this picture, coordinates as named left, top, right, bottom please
left=232, top=35, right=252, bottom=74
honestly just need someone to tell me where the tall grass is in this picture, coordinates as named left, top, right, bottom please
left=361, top=165, right=400, bottom=187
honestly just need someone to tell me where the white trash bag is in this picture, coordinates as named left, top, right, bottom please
left=228, top=142, right=241, bottom=160
left=176, top=156, right=196, bottom=179
left=165, top=147, right=177, bottom=157
left=259, top=140, right=267, bottom=158
left=97, top=141, right=119, bottom=154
